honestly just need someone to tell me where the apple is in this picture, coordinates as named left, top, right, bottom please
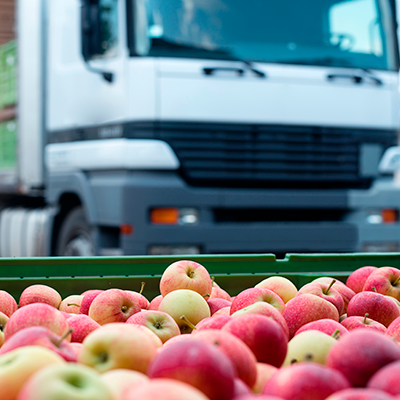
left=230, top=288, right=285, bottom=315
left=346, top=266, right=379, bottom=294
left=294, top=319, right=348, bottom=338
left=162, top=334, right=192, bottom=348
left=326, top=329, right=400, bottom=387
left=363, top=267, right=400, bottom=300
left=312, top=278, right=355, bottom=314
left=297, top=280, right=344, bottom=315
left=122, top=378, right=210, bottom=400
left=58, top=295, right=84, bottom=314
left=4, top=303, right=71, bottom=341
left=191, top=329, right=258, bottom=388
left=234, top=396, right=285, bottom=400
left=213, top=307, right=231, bottom=316
left=195, top=315, right=232, bottom=331
left=0, top=326, right=76, bottom=362
left=130, top=324, right=163, bottom=347
left=283, top=294, right=339, bottom=339
left=125, top=282, right=149, bottom=310
left=88, top=289, right=141, bottom=325
left=207, top=298, right=231, bottom=315
left=386, top=316, right=400, bottom=342
left=0, top=346, right=65, bottom=400
left=283, top=330, right=337, bottom=366
left=255, top=276, right=298, bottom=303
left=341, top=314, right=387, bottom=333
left=367, top=359, right=400, bottom=396
left=222, top=314, right=288, bottom=367
left=346, top=291, right=400, bottom=327
left=252, top=363, right=278, bottom=394
left=232, top=378, right=252, bottom=398
left=126, top=310, right=180, bottom=343
left=100, top=369, right=149, bottom=400
left=325, top=388, right=394, bottom=400
left=80, top=290, right=103, bottom=315
left=158, top=289, right=210, bottom=333
left=148, top=295, right=163, bottom=311
left=0, top=291, right=17, bottom=319
left=78, top=323, right=158, bottom=374
left=210, top=282, right=232, bottom=301
left=66, top=314, right=101, bottom=343
left=18, top=285, right=61, bottom=309
left=16, top=362, right=113, bottom=400
left=263, top=362, right=351, bottom=400
left=69, top=342, right=83, bottom=357
left=0, top=312, right=9, bottom=348
left=231, top=302, right=289, bottom=338
left=147, top=340, right=236, bottom=400
left=159, top=260, right=213, bottom=298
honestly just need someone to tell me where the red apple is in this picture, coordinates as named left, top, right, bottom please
left=67, top=314, right=101, bottom=343
left=208, top=298, right=231, bottom=315
left=191, top=329, right=258, bottom=388
left=255, top=276, right=298, bottom=304
left=69, top=342, right=83, bottom=357
left=195, top=315, right=232, bottom=331
left=341, top=314, right=387, bottom=333
left=346, top=291, right=400, bottom=327
left=80, top=290, right=103, bottom=315
left=326, top=329, right=400, bottom=387
left=59, top=295, right=84, bottom=314
left=386, top=316, right=400, bottom=342
left=210, top=282, right=232, bottom=301
left=123, top=378, right=210, bottom=400
left=126, top=310, right=180, bottom=343
left=263, top=362, right=351, bottom=400
left=283, top=294, right=339, bottom=338
left=222, top=314, right=288, bottom=367
left=294, top=319, right=348, bottom=338
left=88, top=289, right=141, bottom=325
left=0, top=326, right=76, bottom=362
left=346, top=266, right=379, bottom=294
left=0, top=312, right=9, bottom=348
left=213, top=307, right=231, bottom=316
left=148, top=340, right=235, bottom=400
left=4, top=303, right=70, bottom=341
left=230, top=288, right=285, bottom=315
left=363, top=267, right=400, bottom=300
left=162, top=334, right=192, bottom=348
left=324, top=388, right=393, bottom=400
left=297, top=281, right=344, bottom=315
left=148, top=295, right=163, bottom=311
left=19, top=285, right=61, bottom=309
left=231, top=302, right=289, bottom=338
left=125, top=285, right=149, bottom=310
left=232, top=378, right=252, bottom=398
left=367, top=360, right=400, bottom=396
left=252, top=363, right=278, bottom=394
left=159, top=260, right=213, bottom=298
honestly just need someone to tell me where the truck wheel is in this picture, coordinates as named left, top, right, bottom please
left=56, top=207, right=95, bottom=256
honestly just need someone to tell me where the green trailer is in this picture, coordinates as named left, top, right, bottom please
left=1, top=253, right=399, bottom=301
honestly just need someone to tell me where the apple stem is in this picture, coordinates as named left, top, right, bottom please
left=202, top=294, right=210, bottom=298
left=324, top=279, right=336, bottom=295
left=188, top=270, right=195, bottom=279
left=393, top=276, right=400, bottom=286
left=121, top=305, right=128, bottom=313
left=55, top=327, right=74, bottom=347
left=290, top=358, right=298, bottom=364
left=305, top=354, right=313, bottom=362
left=372, top=287, right=377, bottom=293
left=364, top=313, right=369, bottom=324
left=140, top=282, right=146, bottom=295
left=180, top=315, right=197, bottom=331
left=331, top=329, right=341, bottom=340
left=67, top=303, right=81, bottom=307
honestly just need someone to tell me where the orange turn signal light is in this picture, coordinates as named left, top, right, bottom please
left=382, top=209, right=398, bottom=224
left=120, top=224, right=134, bottom=235
left=150, top=208, right=179, bottom=224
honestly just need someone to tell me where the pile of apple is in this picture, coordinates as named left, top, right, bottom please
left=2, top=262, right=400, bottom=399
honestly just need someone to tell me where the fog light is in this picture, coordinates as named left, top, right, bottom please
left=148, top=245, right=201, bottom=255
left=150, top=208, right=199, bottom=225
left=366, top=209, right=398, bottom=224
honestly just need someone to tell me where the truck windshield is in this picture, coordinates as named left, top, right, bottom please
left=132, top=0, right=398, bottom=70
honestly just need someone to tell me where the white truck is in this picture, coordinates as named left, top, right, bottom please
left=0, top=0, right=399, bottom=257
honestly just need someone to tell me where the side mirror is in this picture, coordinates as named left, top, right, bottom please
left=81, top=1, right=102, bottom=60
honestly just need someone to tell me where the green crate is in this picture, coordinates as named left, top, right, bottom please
left=0, top=119, right=17, bottom=170
left=0, top=252, right=399, bottom=300
left=0, top=40, right=17, bottom=109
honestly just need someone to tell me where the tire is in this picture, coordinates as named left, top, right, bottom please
left=56, top=206, right=95, bottom=256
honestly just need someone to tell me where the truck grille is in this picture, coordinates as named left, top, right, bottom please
left=158, top=123, right=396, bottom=189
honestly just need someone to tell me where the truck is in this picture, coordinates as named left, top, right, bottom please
left=0, top=0, right=399, bottom=257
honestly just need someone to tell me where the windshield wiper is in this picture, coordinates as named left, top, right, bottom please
left=203, top=61, right=266, bottom=78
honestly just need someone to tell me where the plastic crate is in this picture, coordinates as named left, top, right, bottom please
left=0, top=119, right=16, bottom=170
left=0, top=252, right=399, bottom=300
left=0, top=40, right=17, bottom=109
